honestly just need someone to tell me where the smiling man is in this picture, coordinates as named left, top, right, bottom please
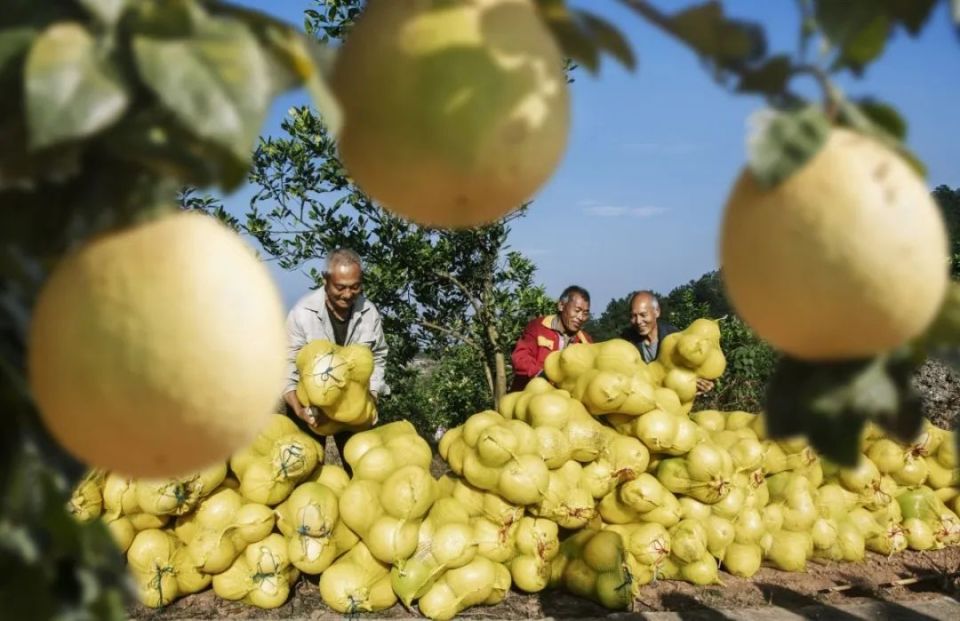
left=511, top=285, right=593, bottom=391
left=282, top=248, right=389, bottom=449
left=621, top=290, right=713, bottom=394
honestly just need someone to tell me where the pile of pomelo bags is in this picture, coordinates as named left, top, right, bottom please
left=69, top=322, right=960, bottom=619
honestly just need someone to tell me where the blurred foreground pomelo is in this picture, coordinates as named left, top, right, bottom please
left=720, top=127, right=948, bottom=360
left=331, top=0, right=569, bottom=228
left=29, top=211, right=286, bottom=477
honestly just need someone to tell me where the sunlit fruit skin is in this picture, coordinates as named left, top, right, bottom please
left=720, top=127, right=949, bottom=360
left=331, top=0, right=570, bottom=228
left=29, top=212, right=287, bottom=478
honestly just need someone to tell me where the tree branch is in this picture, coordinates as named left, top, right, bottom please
left=420, top=319, right=482, bottom=352
left=794, top=0, right=814, bottom=64
left=790, top=63, right=842, bottom=120
left=618, top=0, right=807, bottom=106
left=433, top=270, right=485, bottom=318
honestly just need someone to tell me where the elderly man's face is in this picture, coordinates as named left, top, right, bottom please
left=324, top=262, right=362, bottom=315
left=630, top=295, right=660, bottom=338
left=558, top=293, right=590, bottom=335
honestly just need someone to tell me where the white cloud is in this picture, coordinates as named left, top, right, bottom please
left=583, top=205, right=669, bottom=218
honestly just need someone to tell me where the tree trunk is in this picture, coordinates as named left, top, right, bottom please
left=482, top=359, right=495, bottom=403
left=494, top=351, right=507, bottom=407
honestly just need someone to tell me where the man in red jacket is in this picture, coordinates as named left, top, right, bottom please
left=511, top=285, right=593, bottom=391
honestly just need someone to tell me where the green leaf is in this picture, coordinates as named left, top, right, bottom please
left=765, top=352, right=923, bottom=465
left=883, top=0, right=938, bottom=35
left=24, top=23, right=130, bottom=149
left=203, top=1, right=343, bottom=134
left=815, top=0, right=876, bottom=46
left=574, top=10, right=636, bottom=70
left=854, top=98, right=907, bottom=140
left=0, top=28, right=37, bottom=79
left=132, top=14, right=272, bottom=161
left=77, top=0, right=130, bottom=26
left=836, top=99, right=926, bottom=177
left=746, top=105, right=830, bottom=189
left=538, top=2, right=600, bottom=73
left=816, top=0, right=937, bottom=65
left=101, top=107, right=250, bottom=190
left=666, top=1, right=766, bottom=69
left=0, top=118, right=82, bottom=188
left=126, top=0, right=203, bottom=38
left=736, top=54, right=792, bottom=97
left=834, top=14, right=890, bottom=73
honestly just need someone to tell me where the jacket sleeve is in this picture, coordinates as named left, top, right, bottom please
left=368, top=309, right=390, bottom=397
left=283, top=308, right=308, bottom=395
left=511, top=320, right=544, bottom=379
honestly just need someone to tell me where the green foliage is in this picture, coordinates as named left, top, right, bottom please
left=380, top=346, right=492, bottom=440
left=933, top=185, right=960, bottom=279
left=813, top=0, right=939, bottom=74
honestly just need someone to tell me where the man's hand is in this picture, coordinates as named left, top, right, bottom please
left=696, top=378, right=715, bottom=395
left=284, top=390, right=319, bottom=426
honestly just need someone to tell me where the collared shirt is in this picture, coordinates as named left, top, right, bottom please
left=284, top=288, right=390, bottom=396
left=640, top=340, right=658, bottom=364
left=551, top=316, right=576, bottom=350
left=511, top=314, right=592, bottom=391
left=620, top=321, right=679, bottom=364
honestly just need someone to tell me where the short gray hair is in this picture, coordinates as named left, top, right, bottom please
left=325, top=248, right=362, bottom=273
left=559, top=285, right=590, bottom=305
left=628, top=290, right=660, bottom=311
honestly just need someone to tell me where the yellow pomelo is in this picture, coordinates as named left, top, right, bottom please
left=331, top=0, right=569, bottom=228
left=720, top=128, right=949, bottom=360
left=527, top=393, right=571, bottom=429
left=542, top=351, right=563, bottom=383
left=594, top=339, right=642, bottom=373
left=28, top=212, right=286, bottom=477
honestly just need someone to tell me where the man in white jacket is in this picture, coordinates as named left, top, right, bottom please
left=282, top=249, right=389, bottom=449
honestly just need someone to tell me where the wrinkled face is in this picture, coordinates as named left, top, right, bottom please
left=558, top=293, right=590, bottom=335
left=324, top=262, right=362, bottom=314
left=630, top=295, right=660, bottom=338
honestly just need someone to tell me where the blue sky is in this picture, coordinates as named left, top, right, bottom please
left=222, top=1, right=960, bottom=313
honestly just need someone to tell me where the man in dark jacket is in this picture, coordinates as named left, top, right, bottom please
left=511, top=285, right=593, bottom=391
left=620, top=290, right=714, bottom=394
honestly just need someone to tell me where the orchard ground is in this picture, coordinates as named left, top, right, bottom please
left=130, top=362, right=960, bottom=620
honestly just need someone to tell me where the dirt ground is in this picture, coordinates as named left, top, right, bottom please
left=916, top=359, right=960, bottom=431
left=131, top=545, right=960, bottom=620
